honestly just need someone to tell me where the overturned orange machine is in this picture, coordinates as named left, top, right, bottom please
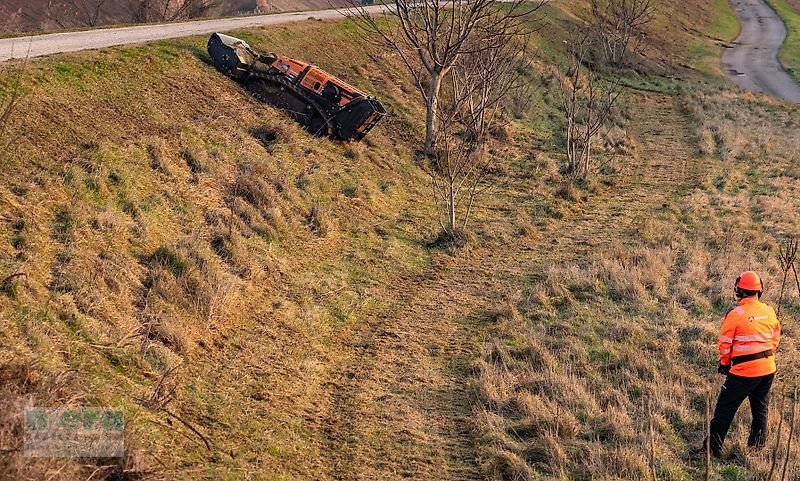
left=208, top=33, right=386, bottom=141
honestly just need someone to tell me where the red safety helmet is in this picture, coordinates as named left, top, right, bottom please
left=735, top=271, right=763, bottom=298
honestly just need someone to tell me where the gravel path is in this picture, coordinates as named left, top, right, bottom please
left=0, top=4, right=390, bottom=63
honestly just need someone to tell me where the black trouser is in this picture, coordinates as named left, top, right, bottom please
left=709, top=372, right=774, bottom=456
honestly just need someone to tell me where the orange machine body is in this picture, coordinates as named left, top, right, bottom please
left=271, top=56, right=364, bottom=108
left=208, top=32, right=385, bottom=141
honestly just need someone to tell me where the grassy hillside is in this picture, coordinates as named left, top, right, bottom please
left=2, top=0, right=799, bottom=480
left=476, top=89, right=800, bottom=480
left=767, top=0, right=800, bottom=82
left=0, top=16, right=553, bottom=480
left=0, top=21, right=444, bottom=480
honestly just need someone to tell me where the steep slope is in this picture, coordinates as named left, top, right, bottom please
left=0, top=21, right=441, bottom=479
left=475, top=89, right=800, bottom=480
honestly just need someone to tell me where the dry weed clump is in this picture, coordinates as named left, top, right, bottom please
left=598, top=125, right=636, bottom=157
left=0, top=361, right=151, bottom=480
left=685, top=89, right=800, bottom=165
left=226, top=157, right=311, bottom=243
left=143, top=237, right=242, bottom=334
left=555, top=182, right=582, bottom=202
left=249, top=124, right=290, bottom=154
left=308, top=201, right=331, bottom=236
left=536, top=244, right=675, bottom=307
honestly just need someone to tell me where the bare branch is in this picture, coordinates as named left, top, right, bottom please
left=556, top=29, right=622, bottom=178
left=344, top=0, right=547, bottom=154
left=590, top=0, right=655, bottom=67
left=68, top=0, right=108, bottom=27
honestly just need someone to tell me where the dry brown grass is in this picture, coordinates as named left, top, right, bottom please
left=686, top=88, right=800, bottom=165
left=0, top=16, right=442, bottom=478
left=0, top=361, right=155, bottom=480
left=475, top=87, right=800, bottom=479
left=0, top=1, right=796, bottom=480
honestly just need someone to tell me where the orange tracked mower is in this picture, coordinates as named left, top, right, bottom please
left=208, top=32, right=386, bottom=141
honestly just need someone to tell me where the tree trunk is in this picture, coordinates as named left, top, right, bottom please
left=425, top=72, right=443, bottom=155
left=566, top=117, right=574, bottom=174
left=584, top=139, right=592, bottom=177
left=448, top=180, right=456, bottom=234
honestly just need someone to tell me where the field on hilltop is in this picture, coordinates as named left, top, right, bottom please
left=2, top=1, right=800, bottom=480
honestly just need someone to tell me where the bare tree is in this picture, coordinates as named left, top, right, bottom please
left=556, top=31, right=621, bottom=178
left=124, top=0, right=215, bottom=23
left=345, top=0, right=546, bottom=155
left=42, top=0, right=68, bottom=29
left=427, top=18, right=530, bottom=236
left=69, top=0, right=108, bottom=27
left=123, top=0, right=151, bottom=22
left=590, top=0, right=655, bottom=67
left=162, top=0, right=215, bottom=21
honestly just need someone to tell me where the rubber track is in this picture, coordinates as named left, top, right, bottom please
left=247, top=71, right=336, bottom=137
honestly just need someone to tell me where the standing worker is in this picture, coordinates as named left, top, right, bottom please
left=706, top=271, right=780, bottom=458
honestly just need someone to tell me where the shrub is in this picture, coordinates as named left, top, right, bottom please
left=308, top=201, right=330, bottom=236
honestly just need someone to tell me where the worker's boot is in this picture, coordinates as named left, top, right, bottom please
left=689, top=441, right=722, bottom=460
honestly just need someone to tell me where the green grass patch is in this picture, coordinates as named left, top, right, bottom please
left=709, top=0, right=741, bottom=41
left=683, top=0, right=739, bottom=75
left=766, top=0, right=800, bottom=83
left=687, top=43, right=722, bottom=75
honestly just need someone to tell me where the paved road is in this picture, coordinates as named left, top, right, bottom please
left=723, top=0, right=800, bottom=103
left=0, top=4, right=391, bottom=63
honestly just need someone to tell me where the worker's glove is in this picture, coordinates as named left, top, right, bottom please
left=718, top=363, right=731, bottom=375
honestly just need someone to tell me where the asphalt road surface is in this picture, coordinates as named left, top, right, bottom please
left=723, top=0, right=800, bottom=103
left=0, top=4, right=391, bottom=63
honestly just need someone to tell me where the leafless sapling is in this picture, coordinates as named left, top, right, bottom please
left=647, top=397, right=657, bottom=480
left=780, top=388, right=798, bottom=481
left=767, top=387, right=787, bottom=481
left=705, top=392, right=711, bottom=481
left=69, top=0, right=108, bottom=26
left=777, top=238, right=798, bottom=319
left=426, top=15, right=531, bottom=237
left=590, top=0, right=655, bottom=67
left=344, top=0, right=546, bottom=154
left=556, top=30, right=622, bottom=178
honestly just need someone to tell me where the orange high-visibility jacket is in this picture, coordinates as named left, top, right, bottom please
left=718, top=297, right=780, bottom=377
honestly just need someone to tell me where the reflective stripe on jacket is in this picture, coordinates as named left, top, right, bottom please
left=718, top=297, right=780, bottom=377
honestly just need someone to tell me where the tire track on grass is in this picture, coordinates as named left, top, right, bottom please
left=311, top=93, right=705, bottom=481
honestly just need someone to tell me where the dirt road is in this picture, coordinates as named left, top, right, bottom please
left=0, top=1, right=527, bottom=64
left=0, top=4, right=390, bottom=63
left=723, top=0, right=800, bottom=103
